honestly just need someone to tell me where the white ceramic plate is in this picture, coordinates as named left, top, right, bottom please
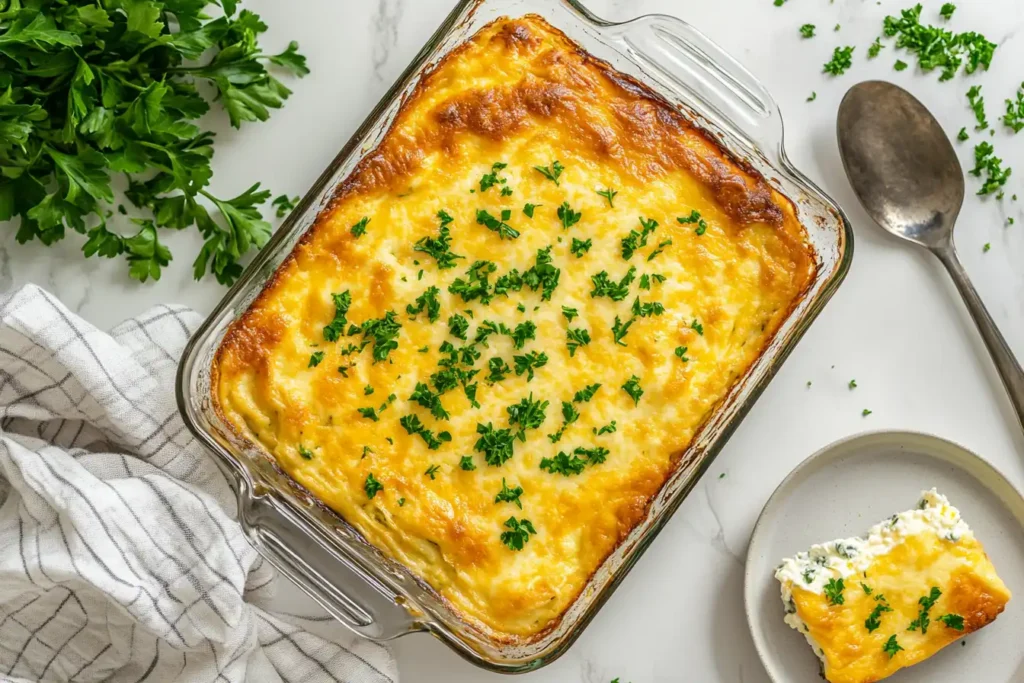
left=745, top=431, right=1024, bottom=682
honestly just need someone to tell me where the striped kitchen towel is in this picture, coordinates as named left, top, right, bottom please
left=0, top=284, right=398, bottom=683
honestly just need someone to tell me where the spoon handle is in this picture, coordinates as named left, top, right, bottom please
left=935, top=244, right=1024, bottom=432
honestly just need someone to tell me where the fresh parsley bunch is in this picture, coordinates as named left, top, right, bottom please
left=0, top=0, right=308, bottom=284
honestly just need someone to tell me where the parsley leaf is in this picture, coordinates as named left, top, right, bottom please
left=308, top=351, right=324, bottom=367
left=595, top=420, right=617, bottom=435
left=523, top=203, right=539, bottom=218
left=356, top=311, right=402, bottom=362
left=272, top=194, right=299, bottom=217
left=459, top=455, right=477, bottom=471
left=968, top=85, right=989, bottom=130
left=865, top=601, right=892, bottom=632
left=557, top=201, right=582, bottom=229
left=868, top=37, right=884, bottom=59
left=940, top=3, right=956, bottom=20
left=450, top=260, right=497, bottom=303
left=533, top=160, right=564, bottom=185
left=406, top=286, right=441, bottom=323
left=938, top=613, right=964, bottom=630
left=562, top=306, right=579, bottom=322
left=500, top=516, right=536, bottom=550
left=298, top=445, right=314, bottom=460
left=621, top=217, right=658, bottom=259
left=350, top=216, right=369, bottom=237
left=399, top=414, right=450, bottom=450
left=494, top=478, right=524, bottom=508
left=486, top=357, right=511, bottom=383
left=971, top=141, right=1012, bottom=195
left=478, top=161, right=508, bottom=193
left=523, top=246, right=560, bottom=300
left=882, top=634, right=904, bottom=658
left=611, top=315, right=635, bottom=346
left=476, top=208, right=519, bottom=240
left=364, top=473, right=383, bottom=499
left=448, top=313, right=470, bottom=340
left=674, top=346, right=690, bottom=362
left=506, top=394, right=549, bottom=439
left=800, top=24, right=816, bottom=39
left=573, top=383, right=602, bottom=403
left=883, top=5, right=995, bottom=80
left=424, top=464, right=441, bottom=480
left=823, top=46, right=855, bottom=76
left=566, top=327, right=591, bottom=357
left=621, top=375, right=644, bottom=406
left=571, top=238, right=592, bottom=258
left=597, top=188, right=618, bottom=207
left=409, top=382, right=450, bottom=421
left=908, top=586, right=942, bottom=634
left=475, top=422, right=516, bottom=466
left=323, top=291, right=352, bottom=341
left=591, top=267, right=637, bottom=301
left=414, top=212, right=464, bottom=269
left=1002, top=82, right=1024, bottom=133
left=894, top=59, right=909, bottom=71
left=513, top=351, right=548, bottom=381
left=539, top=451, right=586, bottom=476
left=823, top=577, right=845, bottom=605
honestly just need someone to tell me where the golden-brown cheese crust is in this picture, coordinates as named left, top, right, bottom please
left=791, top=531, right=1011, bottom=683
left=214, top=15, right=815, bottom=640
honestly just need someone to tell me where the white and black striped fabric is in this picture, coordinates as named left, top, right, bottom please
left=0, top=285, right=398, bottom=683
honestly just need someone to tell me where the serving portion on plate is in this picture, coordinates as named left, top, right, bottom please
left=211, top=14, right=815, bottom=641
left=776, top=489, right=1011, bottom=683
left=746, top=431, right=1024, bottom=683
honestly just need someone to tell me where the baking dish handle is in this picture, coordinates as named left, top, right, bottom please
left=604, top=14, right=783, bottom=158
left=240, top=492, right=423, bottom=641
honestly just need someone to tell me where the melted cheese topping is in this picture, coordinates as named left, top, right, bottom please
left=214, top=15, right=814, bottom=640
left=776, top=490, right=1011, bottom=683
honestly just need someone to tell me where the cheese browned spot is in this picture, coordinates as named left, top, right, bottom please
left=214, top=15, right=815, bottom=641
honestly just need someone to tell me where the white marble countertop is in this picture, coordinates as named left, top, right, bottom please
left=5, top=1, right=1024, bottom=681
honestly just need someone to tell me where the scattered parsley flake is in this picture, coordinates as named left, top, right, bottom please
left=406, top=286, right=441, bottom=323
left=308, top=351, right=324, bottom=368
left=298, top=445, right=314, bottom=460
left=597, top=188, right=618, bottom=207
left=557, top=202, right=582, bottom=229
left=691, top=319, right=704, bottom=335
left=595, top=421, right=617, bottom=435
left=476, top=208, right=519, bottom=240
left=675, top=346, right=690, bottom=362
left=364, top=473, right=383, bottom=499
left=479, top=161, right=508, bottom=193
left=968, top=86, right=989, bottom=130
left=562, top=306, right=579, bottom=322
left=938, top=613, right=965, bottom=630
left=323, top=291, right=353, bottom=342
left=940, top=3, right=956, bottom=20
left=459, top=455, right=476, bottom=471
left=513, top=351, right=548, bottom=381
left=824, top=577, right=846, bottom=605
left=1002, top=82, right=1024, bottom=133
left=612, top=315, right=635, bottom=347
left=883, top=635, right=903, bottom=658
left=824, top=46, right=855, bottom=76
left=800, top=24, right=816, bottom=39
left=862, top=408, right=873, bottom=416
left=894, top=59, right=909, bottom=71
left=865, top=601, right=893, bottom=632
left=494, top=478, right=524, bottom=509
left=523, top=203, right=539, bottom=218
left=533, top=160, right=564, bottom=186
left=500, top=516, right=536, bottom=550
left=622, top=375, right=644, bottom=406
left=571, top=238, right=593, bottom=258
left=351, top=216, right=370, bottom=238
left=908, top=587, right=942, bottom=634
left=958, top=127, right=969, bottom=142
left=414, top=214, right=464, bottom=269
left=807, top=91, right=818, bottom=102
left=591, top=267, right=637, bottom=301
left=883, top=5, right=995, bottom=80
left=424, top=464, right=441, bottom=480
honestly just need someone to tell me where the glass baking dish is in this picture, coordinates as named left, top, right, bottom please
left=176, top=0, right=853, bottom=673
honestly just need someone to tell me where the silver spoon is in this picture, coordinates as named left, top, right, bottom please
left=837, top=80, right=1024, bottom=431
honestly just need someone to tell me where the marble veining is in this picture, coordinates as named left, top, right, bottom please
left=3, top=1, right=1024, bottom=681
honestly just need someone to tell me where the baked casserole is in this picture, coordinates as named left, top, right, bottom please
left=213, top=15, right=815, bottom=640
left=775, top=489, right=1011, bottom=683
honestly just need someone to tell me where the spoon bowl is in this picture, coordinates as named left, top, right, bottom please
left=837, top=80, right=1024, bottom=432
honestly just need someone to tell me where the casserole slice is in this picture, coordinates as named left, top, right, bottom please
left=775, top=489, right=1011, bottom=683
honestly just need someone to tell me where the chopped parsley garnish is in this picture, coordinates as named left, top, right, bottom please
left=510, top=321, right=537, bottom=349
left=547, top=401, right=580, bottom=443
left=364, top=473, right=383, bottom=499
left=621, top=217, right=658, bottom=260
left=940, top=3, right=956, bottom=20
left=501, top=186, right=513, bottom=197
left=647, top=239, right=672, bottom=261
left=883, top=634, right=904, bottom=658
left=424, top=464, right=441, bottom=480
left=406, top=286, right=441, bottom=323
left=677, top=209, right=708, bottom=235
left=807, top=92, right=818, bottom=102
left=298, top=445, right=314, bottom=460
left=631, top=297, right=665, bottom=318
left=459, top=455, right=477, bottom=471
left=514, top=351, right=548, bottom=381
left=938, top=613, right=965, bottom=630
left=308, top=351, right=325, bottom=368
left=351, top=216, right=370, bottom=238
left=968, top=85, right=988, bottom=130
left=574, top=383, right=602, bottom=403
left=475, top=422, right=517, bottom=466
left=848, top=379, right=858, bottom=389
left=479, top=161, right=508, bottom=193
left=596, top=188, right=618, bottom=207
left=398, top=497, right=406, bottom=506
left=361, top=446, right=373, bottom=459
left=865, top=601, right=892, bottom=632
left=476, top=209, right=519, bottom=240
left=983, top=242, right=992, bottom=253
left=675, top=346, right=690, bottom=362
left=800, top=24, right=816, bottom=39
left=487, top=357, right=512, bottom=382
left=562, top=306, right=579, bottom=322
left=364, top=385, right=374, bottom=396
left=323, top=291, right=353, bottom=342
left=958, top=127, right=969, bottom=142
left=507, top=393, right=550, bottom=439
left=523, top=203, right=539, bottom=218
left=861, top=583, right=872, bottom=595
left=591, top=267, right=637, bottom=301
left=500, top=516, right=536, bottom=551
left=566, top=327, right=591, bottom=357
left=595, top=421, right=617, bottom=435
left=691, top=319, right=704, bottom=335
left=409, top=382, right=450, bottom=420
left=494, top=270, right=523, bottom=297
left=894, top=59, right=909, bottom=71
left=612, top=315, right=635, bottom=347
left=448, top=313, right=470, bottom=340
left=357, top=311, right=403, bottom=362
left=883, top=4, right=994, bottom=80
left=823, top=577, right=846, bottom=605
left=1002, top=83, right=1024, bottom=133
left=450, top=260, right=498, bottom=303
left=575, top=446, right=609, bottom=465
left=571, top=238, right=593, bottom=258
left=640, top=273, right=666, bottom=291
left=971, top=141, right=1012, bottom=195
left=539, top=451, right=585, bottom=476
left=414, top=214, right=464, bottom=269
left=823, top=46, right=855, bottom=76
left=621, top=375, right=644, bottom=406
left=399, top=414, right=450, bottom=450
left=868, top=37, right=884, bottom=58
left=494, top=478, right=524, bottom=509
left=273, top=195, right=300, bottom=218
left=533, top=160, right=564, bottom=186
left=358, top=406, right=382, bottom=421
left=523, top=246, right=561, bottom=300
left=557, top=201, right=582, bottom=229
left=908, top=586, right=942, bottom=634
